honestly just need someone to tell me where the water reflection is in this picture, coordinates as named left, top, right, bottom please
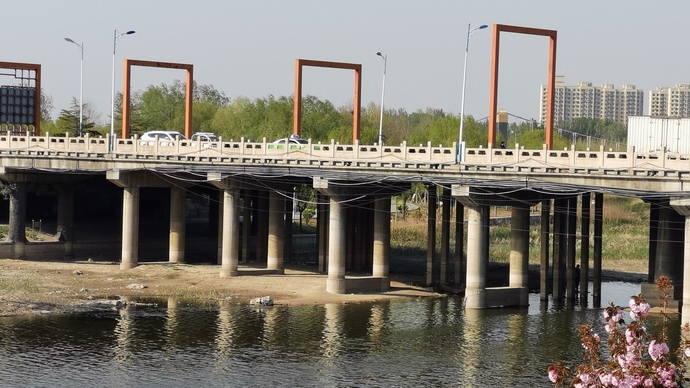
left=0, top=282, right=680, bottom=387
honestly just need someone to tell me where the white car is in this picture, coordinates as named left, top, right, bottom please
left=139, top=130, right=187, bottom=146
left=191, top=132, right=219, bottom=142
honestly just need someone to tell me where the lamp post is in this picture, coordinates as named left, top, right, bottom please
left=110, top=29, right=135, bottom=152
left=64, top=38, right=83, bottom=137
left=376, top=51, right=387, bottom=146
left=457, top=23, right=488, bottom=162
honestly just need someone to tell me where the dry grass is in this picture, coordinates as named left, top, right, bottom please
left=391, top=195, right=650, bottom=275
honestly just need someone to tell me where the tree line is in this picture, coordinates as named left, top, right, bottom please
left=40, top=79, right=627, bottom=150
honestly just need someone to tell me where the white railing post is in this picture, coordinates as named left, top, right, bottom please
left=599, top=145, right=605, bottom=168
left=570, top=144, right=576, bottom=167
left=330, top=139, right=336, bottom=158
left=427, top=141, right=432, bottom=161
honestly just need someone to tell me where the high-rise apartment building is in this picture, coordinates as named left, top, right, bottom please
left=649, top=84, right=690, bottom=117
left=539, top=76, right=644, bottom=125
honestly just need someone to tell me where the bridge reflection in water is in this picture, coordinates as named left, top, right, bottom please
left=0, top=283, right=674, bottom=387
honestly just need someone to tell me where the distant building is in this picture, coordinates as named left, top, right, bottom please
left=539, top=76, right=644, bottom=125
left=649, top=84, right=690, bottom=117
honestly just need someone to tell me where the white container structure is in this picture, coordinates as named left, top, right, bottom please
left=627, top=116, right=690, bottom=154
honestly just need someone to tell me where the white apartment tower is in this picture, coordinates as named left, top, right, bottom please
left=539, top=76, right=644, bottom=125
left=649, top=84, right=690, bottom=117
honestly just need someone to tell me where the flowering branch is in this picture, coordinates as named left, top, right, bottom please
left=547, top=276, right=688, bottom=387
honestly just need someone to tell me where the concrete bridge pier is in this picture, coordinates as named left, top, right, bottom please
left=509, top=205, right=530, bottom=306
left=552, top=198, right=567, bottom=300
left=56, top=187, right=75, bottom=259
left=670, top=198, right=690, bottom=325
left=373, top=196, right=391, bottom=291
left=315, top=177, right=390, bottom=294
left=539, top=199, right=551, bottom=302
left=641, top=202, right=684, bottom=306
left=426, top=185, right=437, bottom=286
left=326, top=193, right=347, bottom=294
left=242, top=190, right=252, bottom=264
left=121, top=186, right=140, bottom=270
left=169, top=186, right=186, bottom=264
left=219, top=185, right=240, bottom=277
left=267, top=189, right=285, bottom=272
left=7, top=181, right=27, bottom=259
left=464, top=204, right=489, bottom=309
left=440, top=187, right=451, bottom=284
left=454, top=200, right=465, bottom=288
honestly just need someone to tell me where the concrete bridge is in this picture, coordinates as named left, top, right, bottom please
left=1, top=133, right=689, bottom=319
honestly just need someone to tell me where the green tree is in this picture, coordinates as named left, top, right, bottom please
left=54, top=97, right=97, bottom=136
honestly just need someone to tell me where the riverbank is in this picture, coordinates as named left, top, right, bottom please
left=0, top=257, right=650, bottom=317
left=0, top=259, right=445, bottom=317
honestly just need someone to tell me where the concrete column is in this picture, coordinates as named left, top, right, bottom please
left=593, top=193, right=603, bottom=307
left=8, top=182, right=27, bottom=259
left=566, top=196, right=577, bottom=301
left=220, top=187, right=239, bottom=277
left=121, top=186, right=140, bottom=270
left=169, top=186, right=186, bottom=264
left=552, top=199, right=565, bottom=301
left=426, top=185, right=437, bottom=286
left=580, top=193, right=591, bottom=302
left=373, top=196, right=391, bottom=291
left=284, top=188, right=293, bottom=263
left=655, top=205, right=684, bottom=286
left=217, top=190, right=224, bottom=265
left=256, top=191, right=269, bottom=263
left=509, top=206, right=530, bottom=306
left=648, top=201, right=659, bottom=283
left=326, top=195, right=347, bottom=294
left=440, top=187, right=451, bottom=284
left=540, top=200, right=551, bottom=301
left=267, top=190, right=285, bottom=271
left=57, top=187, right=75, bottom=259
left=317, top=193, right=325, bottom=271
left=454, top=201, right=465, bottom=287
left=242, top=191, right=251, bottom=263
left=683, top=216, right=690, bottom=326
left=465, top=205, right=488, bottom=309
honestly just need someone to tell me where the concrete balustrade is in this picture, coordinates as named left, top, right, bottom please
left=4, top=133, right=690, bottom=175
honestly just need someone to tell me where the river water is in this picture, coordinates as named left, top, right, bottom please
left=0, top=282, right=680, bottom=388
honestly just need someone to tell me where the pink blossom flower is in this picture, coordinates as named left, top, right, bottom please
left=649, top=340, right=669, bottom=361
left=548, top=369, right=558, bottom=383
left=685, top=347, right=690, bottom=358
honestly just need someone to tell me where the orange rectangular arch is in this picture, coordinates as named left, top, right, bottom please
left=122, top=59, right=193, bottom=139
left=488, top=24, right=556, bottom=149
left=294, top=59, right=361, bottom=143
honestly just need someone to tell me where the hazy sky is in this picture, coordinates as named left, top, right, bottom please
left=3, top=1, right=688, bottom=124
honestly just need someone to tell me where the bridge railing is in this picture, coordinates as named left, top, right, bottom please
left=2, top=133, right=690, bottom=172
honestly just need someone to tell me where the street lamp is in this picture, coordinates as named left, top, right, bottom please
left=110, top=29, right=135, bottom=152
left=64, top=38, right=83, bottom=137
left=457, top=23, right=488, bottom=163
left=376, top=51, right=387, bottom=146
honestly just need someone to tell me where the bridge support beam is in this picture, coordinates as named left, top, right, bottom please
left=671, top=198, right=690, bottom=325
left=540, top=199, right=551, bottom=302
left=373, top=196, right=391, bottom=291
left=326, top=194, right=347, bottom=293
left=242, top=190, right=252, bottom=264
left=57, top=187, right=75, bottom=259
left=454, top=201, right=465, bottom=287
left=426, top=185, right=437, bottom=286
left=315, top=177, right=390, bottom=294
left=509, top=205, right=530, bottom=306
left=440, top=187, right=451, bottom=284
left=121, top=186, right=140, bottom=270
left=169, top=186, right=186, bottom=264
left=8, top=182, right=27, bottom=259
left=220, top=186, right=240, bottom=277
left=464, top=204, right=489, bottom=309
left=267, top=190, right=285, bottom=272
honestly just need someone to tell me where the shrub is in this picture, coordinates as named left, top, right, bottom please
left=548, top=276, right=689, bottom=387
